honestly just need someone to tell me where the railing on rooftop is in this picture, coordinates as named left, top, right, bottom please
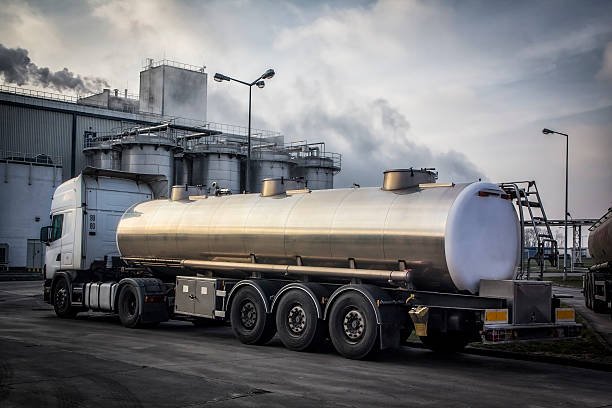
left=143, top=59, right=206, bottom=73
left=0, top=84, right=80, bottom=103
left=0, top=149, right=63, bottom=166
left=285, top=141, right=342, bottom=171
left=84, top=123, right=178, bottom=149
left=1, top=84, right=284, bottom=141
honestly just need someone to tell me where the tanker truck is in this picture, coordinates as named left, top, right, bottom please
left=40, top=167, right=580, bottom=359
left=584, top=208, right=612, bottom=317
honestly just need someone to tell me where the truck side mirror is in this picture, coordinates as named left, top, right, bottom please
left=40, top=226, right=52, bottom=246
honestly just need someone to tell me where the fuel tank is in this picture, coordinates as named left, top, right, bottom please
left=117, top=179, right=520, bottom=294
left=588, top=209, right=612, bottom=264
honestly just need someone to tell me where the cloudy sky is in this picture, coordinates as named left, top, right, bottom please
left=1, top=0, right=611, bottom=220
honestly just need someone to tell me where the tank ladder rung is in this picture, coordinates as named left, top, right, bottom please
left=520, top=200, right=541, bottom=207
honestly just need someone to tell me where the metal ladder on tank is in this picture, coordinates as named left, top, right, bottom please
left=499, top=181, right=559, bottom=280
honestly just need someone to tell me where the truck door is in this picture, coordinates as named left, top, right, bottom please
left=47, top=213, right=64, bottom=273
left=60, top=211, right=75, bottom=269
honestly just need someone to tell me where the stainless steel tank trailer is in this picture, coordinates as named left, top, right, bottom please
left=584, top=208, right=612, bottom=317
left=40, top=167, right=580, bottom=359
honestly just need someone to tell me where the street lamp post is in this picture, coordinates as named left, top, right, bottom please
left=542, top=127, right=569, bottom=280
left=213, top=68, right=275, bottom=193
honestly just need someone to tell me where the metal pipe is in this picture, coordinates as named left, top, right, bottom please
left=130, top=122, right=171, bottom=135
left=564, top=134, right=569, bottom=280
left=247, top=86, right=252, bottom=193
left=542, top=128, right=569, bottom=280
left=180, top=259, right=410, bottom=283
left=125, top=258, right=410, bottom=283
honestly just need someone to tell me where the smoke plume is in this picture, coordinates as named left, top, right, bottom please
left=0, top=44, right=109, bottom=93
left=278, top=96, right=485, bottom=187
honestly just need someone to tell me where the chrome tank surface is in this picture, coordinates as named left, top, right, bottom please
left=588, top=211, right=612, bottom=264
left=117, top=182, right=519, bottom=293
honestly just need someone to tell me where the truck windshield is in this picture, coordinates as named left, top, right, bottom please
left=51, top=214, right=64, bottom=241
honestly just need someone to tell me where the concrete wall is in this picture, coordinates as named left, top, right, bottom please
left=139, top=65, right=207, bottom=121
left=0, top=161, right=62, bottom=269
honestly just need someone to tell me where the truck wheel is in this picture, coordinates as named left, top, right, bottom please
left=420, top=331, right=469, bottom=353
left=118, top=285, right=141, bottom=328
left=328, top=292, right=378, bottom=359
left=230, top=287, right=275, bottom=345
left=593, top=299, right=607, bottom=313
left=53, top=278, right=77, bottom=318
left=275, top=289, right=325, bottom=351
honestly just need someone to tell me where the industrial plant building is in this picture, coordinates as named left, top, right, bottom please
left=0, top=59, right=341, bottom=273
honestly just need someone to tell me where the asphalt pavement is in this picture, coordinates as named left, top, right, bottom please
left=553, top=285, right=612, bottom=348
left=1, top=281, right=611, bottom=408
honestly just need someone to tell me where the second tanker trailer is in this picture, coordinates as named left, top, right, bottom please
left=40, top=167, right=580, bottom=359
left=584, top=208, right=612, bottom=317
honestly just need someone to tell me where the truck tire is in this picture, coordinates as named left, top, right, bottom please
left=275, top=289, right=325, bottom=351
left=53, top=277, right=78, bottom=318
left=420, top=331, right=469, bottom=353
left=593, top=299, right=607, bottom=313
left=328, top=292, right=378, bottom=359
left=230, top=286, right=276, bottom=345
left=118, top=285, right=142, bottom=328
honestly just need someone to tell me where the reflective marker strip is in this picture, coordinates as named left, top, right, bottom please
left=485, top=309, right=508, bottom=324
left=555, top=308, right=575, bottom=322
left=414, top=323, right=427, bottom=337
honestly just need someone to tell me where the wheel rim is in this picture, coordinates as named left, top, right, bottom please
left=127, top=292, right=136, bottom=316
left=287, top=304, right=307, bottom=336
left=240, top=300, right=257, bottom=330
left=55, top=283, right=68, bottom=310
left=343, top=309, right=365, bottom=342
left=123, top=290, right=137, bottom=318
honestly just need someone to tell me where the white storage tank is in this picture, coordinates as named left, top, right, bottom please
left=249, top=149, right=295, bottom=193
left=293, top=156, right=340, bottom=190
left=117, top=132, right=180, bottom=187
left=190, top=143, right=243, bottom=193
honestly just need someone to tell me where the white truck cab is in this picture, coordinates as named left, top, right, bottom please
left=41, top=168, right=165, bottom=284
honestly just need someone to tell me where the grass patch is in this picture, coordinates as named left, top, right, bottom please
left=547, top=276, right=584, bottom=289
left=473, top=314, right=612, bottom=364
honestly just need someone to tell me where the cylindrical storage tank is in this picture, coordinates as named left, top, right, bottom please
left=249, top=150, right=294, bottom=193
left=292, top=157, right=336, bottom=190
left=191, top=144, right=243, bottom=193
left=117, top=181, right=520, bottom=294
left=588, top=210, right=612, bottom=264
left=83, top=146, right=121, bottom=170
left=173, top=154, right=192, bottom=186
left=117, top=133, right=179, bottom=187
